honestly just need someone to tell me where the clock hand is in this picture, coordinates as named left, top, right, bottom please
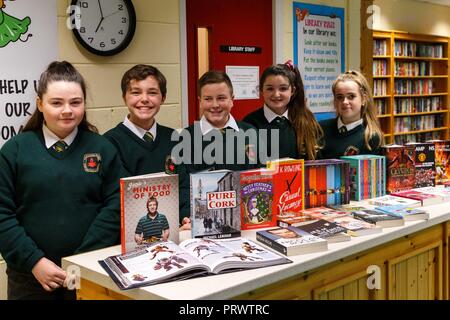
left=97, top=0, right=104, bottom=19
left=95, top=0, right=105, bottom=33
left=95, top=16, right=104, bottom=33
left=103, top=10, right=121, bottom=20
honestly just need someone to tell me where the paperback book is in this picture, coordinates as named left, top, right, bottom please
left=352, top=209, right=405, bottom=228
left=375, top=205, right=429, bottom=221
left=301, top=206, right=351, bottom=220
left=325, top=215, right=382, bottom=236
left=383, top=144, right=416, bottom=194
left=405, top=142, right=435, bottom=188
left=415, top=186, right=450, bottom=202
left=190, top=170, right=241, bottom=239
left=120, top=172, right=179, bottom=254
left=427, top=140, right=450, bottom=185
left=256, top=226, right=328, bottom=256
left=99, top=238, right=291, bottom=290
left=369, top=195, right=421, bottom=208
left=294, top=219, right=351, bottom=243
left=390, top=189, right=442, bottom=206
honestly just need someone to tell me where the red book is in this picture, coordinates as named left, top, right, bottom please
left=427, top=140, right=450, bottom=185
left=383, top=144, right=415, bottom=194
left=267, top=158, right=305, bottom=216
left=390, top=189, right=442, bottom=206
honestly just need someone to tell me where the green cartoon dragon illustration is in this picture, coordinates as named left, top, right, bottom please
left=0, top=0, right=32, bottom=48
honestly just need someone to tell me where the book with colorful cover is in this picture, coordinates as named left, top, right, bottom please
left=266, top=158, right=304, bottom=216
left=405, top=142, right=435, bottom=188
left=327, top=204, right=368, bottom=212
left=120, top=172, right=179, bottom=255
left=190, top=170, right=241, bottom=239
left=415, top=186, right=450, bottom=202
left=352, top=209, right=405, bottom=228
left=300, top=206, right=350, bottom=220
left=383, top=144, right=416, bottom=194
left=375, top=205, right=429, bottom=221
left=427, top=140, right=450, bottom=185
left=239, top=168, right=276, bottom=230
left=326, top=215, right=382, bottom=236
left=390, top=189, right=442, bottom=206
left=277, top=214, right=317, bottom=228
left=294, top=219, right=351, bottom=243
left=256, top=226, right=328, bottom=256
left=99, top=237, right=291, bottom=290
left=369, top=195, right=421, bottom=208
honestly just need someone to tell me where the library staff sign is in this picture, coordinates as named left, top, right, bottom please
left=0, top=0, right=57, bottom=146
left=293, top=2, right=345, bottom=113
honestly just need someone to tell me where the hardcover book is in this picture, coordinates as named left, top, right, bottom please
left=190, top=170, right=241, bottom=239
left=369, top=195, right=421, bottom=208
left=383, top=144, right=416, bottom=194
left=405, top=142, right=435, bottom=188
left=99, top=238, right=291, bottom=290
left=391, top=189, right=442, bottom=206
left=427, top=140, right=450, bottom=185
left=375, top=205, right=429, bottom=221
left=256, top=226, right=328, bottom=256
left=352, top=209, right=405, bottom=228
left=120, top=172, right=179, bottom=254
left=294, top=219, right=351, bottom=243
left=239, top=168, right=276, bottom=230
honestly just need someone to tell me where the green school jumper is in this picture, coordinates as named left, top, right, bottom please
left=319, top=117, right=382, bottom=159
left=104, top=123, right=190, bottom=222
left=243, top=107, right=299, bottom=159
left=0, top=129, right=124, bottom=273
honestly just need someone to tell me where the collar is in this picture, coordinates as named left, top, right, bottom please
left=263, top=104, right=289, bottom=123
left=199, top=115, right=240, bottom=135
left=42, top=124, right=77, bottom=149
left=123, top=116, right=157, bottom=141
left=337, top=117, right=363, bottom=132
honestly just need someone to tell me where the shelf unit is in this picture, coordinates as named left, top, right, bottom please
left=368, top=31, right=449, bottom=144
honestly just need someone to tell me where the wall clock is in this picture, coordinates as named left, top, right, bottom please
left=70, top=0, right=136, bottom=56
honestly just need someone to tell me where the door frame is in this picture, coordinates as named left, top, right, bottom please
left=178, top=0, right=284, bottom=127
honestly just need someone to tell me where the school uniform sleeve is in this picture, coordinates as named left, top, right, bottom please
left=0, top=139, right=45, bottom=272
left=369, top=134, right=383, bottom=155
left=74, top=149, right=125, bottom=254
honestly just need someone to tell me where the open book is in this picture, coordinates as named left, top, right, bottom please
left=99, top=237, right=291, bottom=290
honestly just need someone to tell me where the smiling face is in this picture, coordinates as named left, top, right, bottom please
left=199, top=82, right=234, bottom=128
left=37, top=81, right=85, bottom=139
left=125, top=76, right=165, bottom=130
left=333, top=80, right=365, bottom=124
left=261, top=75, right=294, bottom=115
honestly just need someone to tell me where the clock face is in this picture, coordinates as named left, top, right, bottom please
left=70, top=0, right=136, bottom=56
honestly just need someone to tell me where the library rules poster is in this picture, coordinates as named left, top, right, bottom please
left=293, top=2, right=345, bottom=114
left=0, top=0, right=57, bottom=147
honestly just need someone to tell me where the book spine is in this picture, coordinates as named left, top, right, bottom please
left=363, top=159, right=369, bottom=200
left=335, top=163, right=341, bottom=204
left=318, top=164, right=327, bottom=206
left=120, top=179, right=126, bottom=255
left=310, top=165, right=317, bottom=208
left=256, top=233, right=287, bottom=255
left=327, top=164, right=335, bottom=206
left=304, top=164, right=310, bottom=208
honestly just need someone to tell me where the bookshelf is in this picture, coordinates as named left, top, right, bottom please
left=368, top=31, right=449, bottom=144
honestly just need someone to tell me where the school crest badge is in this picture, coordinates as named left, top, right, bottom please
left=245, top=144, right=257, bottom=162
left=83, top=153, right=101, bottom=173
left=165, top=155, right=176, bottom=174
left=344, top=146, right=360, bottom=156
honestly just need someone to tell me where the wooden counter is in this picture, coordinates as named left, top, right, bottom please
left=62, top=201, right=450, bottom=300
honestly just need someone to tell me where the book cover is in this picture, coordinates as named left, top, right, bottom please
left=190, top=170, right=241, bottom=239
left=326, top=215, right=382, bottom=236
left=256, top=226, right=328, bottom=256
left=327, top=204, right=368, bottom=212
left=383, top=144, right=416, bottom=194
left=120, top=172, right=179, bottom=255
left=405, top=142, right=435, bottom=188
left=301, top=206, right=351, bottom=220
left=267, top=158, right=305, bottom=216
left=415, top=186, right=450, bottom=202
left=277, top=214, right=317, bottom=228
left=369, top=195, right=421, bottom=208
left=295, top=219, right=351, bottom=243
left=239, top=168, right=276, bottom=230
left=391, top=189, right=442, bottom=206
left=352, top=209, right=405, bottom=228
left=99, top=238, right=291, bottom=290
left=375, top=205, right=429, bottom=221
left=427, top=140, right=450, bottom=185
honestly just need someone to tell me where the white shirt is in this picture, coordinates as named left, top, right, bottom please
left=337, top=117, right=363, bottom=132
left=42, top=124, right=78, bottom=149
left=123, top=116, right=157, bottom=141
left=199, top=114, right=240, bottom=135
left=263, top=104, right=289, bottom=123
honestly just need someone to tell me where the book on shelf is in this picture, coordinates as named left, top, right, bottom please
left=369, top=195, right=421, bottom=208
left=120, top=172, right=179, bottom=255
left=256, top=226, right=328, bottom=256
left=405, top=142, right=435, bottom=188
left=266, top=158, right=305, bottom=216
left=390, top=189, right=442, bottom=206
left=323, top=215, right=382, bottom=237
left=239, top=168, right=276, bottom=230
left=427, top=140, right=450, bottom=185
left=352, top=209, right=405, bottom=228
left=294, top=219, right=351, bottom=243
left=415, top=186, right=450, bottom=202
left=99, top=237, right=291, bottom=290
left=383, top=144, right=416, bottom=194
left=375, top=205, right=429, bottom=221
left=190, top=170, right=241, bottom=239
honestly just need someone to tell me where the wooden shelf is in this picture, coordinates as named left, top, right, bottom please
left=394, top=110, right=448, bottom=117
left=393, top=127, right=448, bottom=136
left=394, top=56, right=448, bottom=61
left=377, top=114, right=392, bottom=118
left=374, top=95, right=390, bottom=99
left=373, top=75, right=391, bottom=78
left=373, top=55, right=391, bottom=59
left=394, top=75, right=447, bottom=79
left=394, top=93, right=447, bottom=98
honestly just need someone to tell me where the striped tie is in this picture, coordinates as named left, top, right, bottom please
left=143, top=132, right=154, bottom=142
left=52, top=140, right=68, bottom=153
left=339, top=126, right=347, bottom=134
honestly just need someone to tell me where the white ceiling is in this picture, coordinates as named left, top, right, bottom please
left=414, top=0, right=450, bottom=6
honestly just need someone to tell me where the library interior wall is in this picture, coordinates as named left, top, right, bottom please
left=373, top=0, right=450, bottom=37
